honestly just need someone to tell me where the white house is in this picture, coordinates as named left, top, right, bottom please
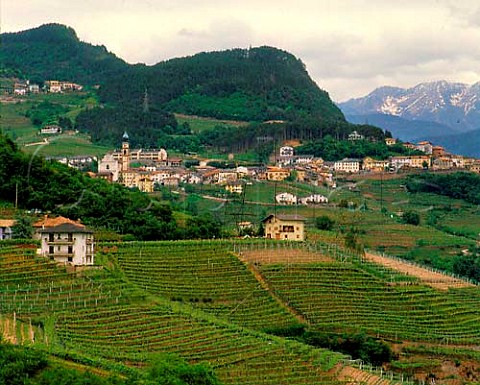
left=348, top=131, right=364, bottom=141
left=0, top=219, right=15, bottom=240
left=34, top=216, right=94, bottom=266
left=299, top=194, right=329, bottom=205
left=40, top=125, right=62, bottom=135
left=275, top=192, right=297, bottom=205
left=279, top=146, right=294, bottom=158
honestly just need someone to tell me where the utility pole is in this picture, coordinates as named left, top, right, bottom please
left=15, top=182, right=18, bottom=209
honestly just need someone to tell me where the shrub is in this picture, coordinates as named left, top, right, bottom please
left=402, top=210, right=420, bottom=226
left=315, top=215, right=335, bottom=231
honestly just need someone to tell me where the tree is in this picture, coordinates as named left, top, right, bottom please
left=11, top=214, right=33, bottom=239
left=315, top=215, right=335, bottom=231
left=402, top=210, right=420, bottom=226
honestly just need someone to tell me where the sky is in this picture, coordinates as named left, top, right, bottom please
left=2, top=0, right=480, bottom=102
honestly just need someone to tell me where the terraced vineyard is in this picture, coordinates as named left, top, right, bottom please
left=108, top=241, right=300, bottom=331
left=0, top=242, right=351, bottom=385
left=0, top=244, right=136, bottom=316
left=3, top=239, right=478, bottom=383
left=260, top=262, right=480, bottom=344
left=56, top=302, right=346, bottom=385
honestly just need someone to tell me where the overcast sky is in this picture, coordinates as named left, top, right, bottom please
left=3, top=0, right=480, bottom=102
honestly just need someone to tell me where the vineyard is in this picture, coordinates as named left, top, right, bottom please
left=1, top=239, right=479, bottom=384
left=109, top=240, right=301, bottom=331
left=260, top=263, right=480, bottom=344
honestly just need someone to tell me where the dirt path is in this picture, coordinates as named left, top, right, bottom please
left=235, top=251, right=309, bottom=324
left=337, top=365, right=393, bottom=385
left=364, top=252, right=475, bottom=290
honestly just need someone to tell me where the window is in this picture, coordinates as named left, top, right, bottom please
left=49, top=246, right=54, bottom=254
left=67, top=256, right=73, bottom=262
left=68, top=233, right=73, bottom=242
left=49, top=233, right=54, bottom=242
left=282, top=225, right=294, bottom=233
left=68, top=246, right=73, bottom=254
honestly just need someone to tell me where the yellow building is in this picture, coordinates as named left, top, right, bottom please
left=363, top=157, right=389, bottom=172
left=262, top=214, right=305, bottom=241
left=266, top=167, right=290, bottom=181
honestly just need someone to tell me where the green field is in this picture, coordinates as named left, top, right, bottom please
left=175, top=113, right=248, bottom=133
left=0, top=92, right=105, bottom=158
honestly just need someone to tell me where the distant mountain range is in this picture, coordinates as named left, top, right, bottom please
left=339, top=81, right=480, bottom=157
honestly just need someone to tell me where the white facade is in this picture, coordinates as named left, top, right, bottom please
left=275, top=192, right=297, bottom=205
left=35, top=218, right=94, bottom=266
left=299, top=194, right=328, bottom=205
left=98, top=153, right=120, bottom=181
left=334, top=158, right=361, bottom=173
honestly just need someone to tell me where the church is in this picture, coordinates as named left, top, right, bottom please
left=98, top=132, right=167, bottom=192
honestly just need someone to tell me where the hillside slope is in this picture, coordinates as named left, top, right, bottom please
left=0, top=23, right=128, bottom=84
left=99, top=46, right=345, bottom=122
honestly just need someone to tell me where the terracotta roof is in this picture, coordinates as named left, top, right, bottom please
left=0, top=219, right=16, bottom=227
left=33, top=216, right=85, bottom=229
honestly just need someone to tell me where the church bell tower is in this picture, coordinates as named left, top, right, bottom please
left=121, top=131, right=130, bottom=172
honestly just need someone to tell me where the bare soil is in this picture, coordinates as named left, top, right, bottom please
left=364, top=252, right=475, bottom=290
left=238, top=249, right=334, bottom=264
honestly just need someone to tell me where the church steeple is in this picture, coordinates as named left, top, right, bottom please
left=121, top=131, right=130, bottom=171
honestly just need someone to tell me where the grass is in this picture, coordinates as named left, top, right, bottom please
left=175, top=113, right=248, bottom=133
left=1, top=91, right=104, bottom=157
left=21, top=134, right=110, bottom=158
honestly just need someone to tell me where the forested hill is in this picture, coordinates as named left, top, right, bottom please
left=99, top=46, right=345, bottom=122
left=0, top=23, right=128, bottom=84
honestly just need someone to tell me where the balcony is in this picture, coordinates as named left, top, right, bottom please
left=47, top=253, right=74, bottom=259
left=46, top=240, right=74, bottom=245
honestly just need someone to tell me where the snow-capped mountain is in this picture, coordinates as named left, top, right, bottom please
left=339, top=80, right=480, bottom=132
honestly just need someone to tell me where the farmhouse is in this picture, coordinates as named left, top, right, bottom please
left=34, top=216, right=94, bottom=266
left=262, top=214, right=306, bottom=241
left=0, top=219, right=15, bottom=240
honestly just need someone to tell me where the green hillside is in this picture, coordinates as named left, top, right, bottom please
left=1, top=24, right=387, bottom=152
left=0, top=23, right=128, bottom=84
